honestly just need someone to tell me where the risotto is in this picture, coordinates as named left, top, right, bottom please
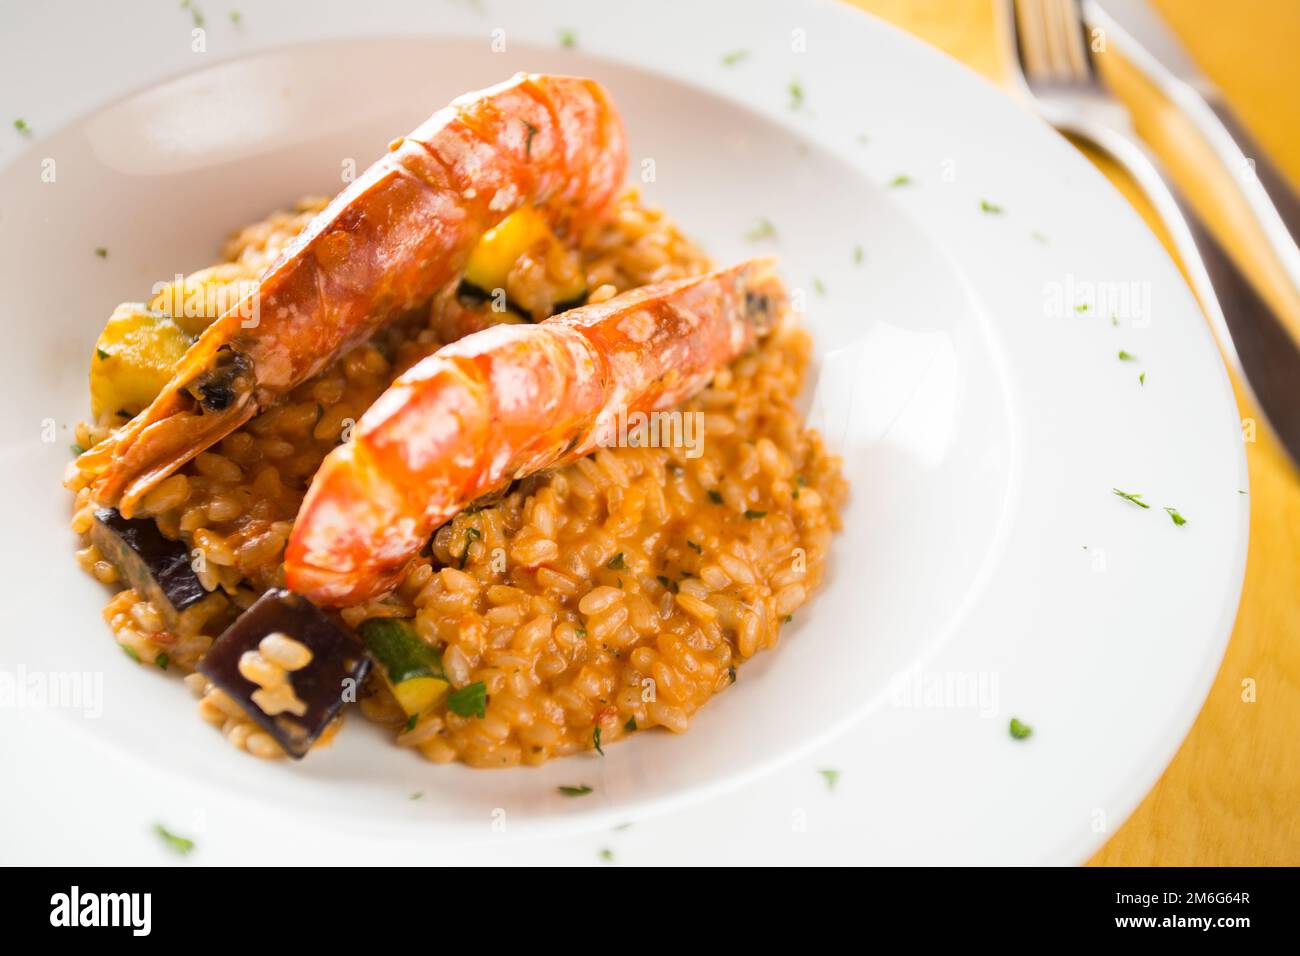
left=69, top=190, right=845, bottom=766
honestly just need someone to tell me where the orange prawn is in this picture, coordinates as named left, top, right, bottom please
left=74, top=73, right=627, bottom=516
left=284, top=258, right=788, bottom=606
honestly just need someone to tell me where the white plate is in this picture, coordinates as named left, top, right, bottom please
left=0, top=0, right=1247, bottom=864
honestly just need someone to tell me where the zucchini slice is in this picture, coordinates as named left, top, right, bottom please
left=358, top=618, right=450, bottom=717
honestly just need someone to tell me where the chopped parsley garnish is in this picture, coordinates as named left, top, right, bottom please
left=979, top=199, right=1003, bottom=214
left=818, top=768, right=840, bottom=790
left=887, top=174, right=913, bottom=188
left=624, top=716, right=637, bottom=732
left=1074, top=303, right=1090, bottom=313
left=228, top=10, right=242, bottom=25
left=96, top=348, right=109, bottom=360
left=410, top=791, right=423, bottom=800
left=812, top=278, right=826, bottom=296
left=707, top=489, right=724, bottom=504
left=743, top=509, right=767, bottom=519
left=522, top=119, right=539, bottom=158
left=781, top=614, right=793, bottom=624
left=558, top=28, right=577, bottom=48
left=721, top=49, right=749, bottom=66
left=853, top=245, right=864, bottom=265
left=70, top=444, right=85, bottom=457
left=1009, top=717, right=1033, bottom=740
left=1112, top=488, right=1149, bottom=509
left=1031, top=231, right=1049, bottom=244
left=727, top=666, right=736, bottom=684
left=13, top=118, right=32, bottom=136
left=447, top=681, right=487, bottom=718
left=466, top=526, right=481, bottom=541
left=558, top=784, right=593, bottom=797
left=788, top=78, right=805, bottom=110
left=1164, top=507, right=1187, bottom=526
left=154, top=652, right=170, bottom=670
left=686, top=540, right=702, bottom=554
left=121, top=645, right=141, bottom=663
left=1139, top=372, right=1146, bottom=386
left=606, top=552, right=626, bottom=570
left=1117, top=350, right=1138, bottom=361
left=154, top=822, right=195, bottom=855
left=94, top=247, right=108, bottom=258
left=745, top=218, right=776, bottom=241
left=181, top=0, right=205, bottom=27
left=403, top=713, right=418, bottom=733
left=593, top=726, right=604, bottom=755
left=599, top=847, right=615, bottom=863
left=574, top=625, right=588, bottom=638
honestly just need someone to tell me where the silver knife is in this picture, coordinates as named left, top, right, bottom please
left=1088, top=0, right=1300, bottom=297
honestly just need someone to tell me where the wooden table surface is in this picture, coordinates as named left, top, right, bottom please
left=846, top=0, right=1300, bottom=865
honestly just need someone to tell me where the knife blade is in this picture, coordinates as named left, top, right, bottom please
left=1088, top=0, right=1300, bottom=286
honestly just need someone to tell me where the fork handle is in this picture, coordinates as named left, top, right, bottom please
left=1060, top=119, right=1300, bottom=470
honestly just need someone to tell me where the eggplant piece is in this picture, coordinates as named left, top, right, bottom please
left=197, top=588, right=370, bottom=758
left=90, top=508, right=207, bottom=626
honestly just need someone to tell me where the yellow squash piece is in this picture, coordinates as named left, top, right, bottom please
left=89, top=304, right=192, bottom=420
left=148, top=263, right=259, bottom=337
left=462, top=207, right=586, bottom=308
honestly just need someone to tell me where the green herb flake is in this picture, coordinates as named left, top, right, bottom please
left=979, top=199, right=1003, bottom=214
left=70, top=444, right=85, bottom=457
left=727, top=666, right=737, bottom=684
left=13, top=118, right=32, bottom=136
left=228, top=10, right=242, bottom=25
left=788, top=78, right=805, bottom=110
left=686, top=540, right=702, bottom=554
left=181, top=0, right=205, bottom=27
left=402, top=713, right=418, bottom=733
left=853, top=245, right=864, bottom=265
left=606, top=552, right=626, bottom=570
left=1074, top=303, right=1090, bottom=313
left=558, top=784, right=593, bottom=797
left=522, top=119, right=539, bottom=158
left=1031, top=231, right=1049, bottom=244
left=94, top=247, right=108, bottom=259
left=121, top=645, right=141, bottom=663
left=599, top=847, right=615, bottom=863
left=1139, top=372, right=1146, bottom=386
left=818, top=768, right=840, bottom=790
left=575, top=625, right=588, bottom=638
left=593, top=726, right=604, bottom=755
left=1009, top=717, right=1033, bottom=740
left=743, top=509, right=767, bottom=519
left=1117, top=350, right=1138, bottom=362
left=745, top=218, right=777, bottom=241
left=812, top=278, right=826, bottom=296
left=447, top=681, right=487, bottom=719
left=887, top=174, right=912, bottom=188
left=781, top=614, right=793, bottom=624
left=624, top=716, right=637, bottom=732
left=1112, top=488, right=1150, bottom=509
left=1164, top=506, right=1187, bottom=526
left=466, top=526, right=481, bottom=541
left=707, top=489, right=724, bottom=504
left=96, top=348, right=109, bottom=360
left=558, top=28, right=577, bottom=48
left=154, top=822, right=195, bottom=855
left=410, top=791, right=423, bottom=800
left=154, top=652, right=170, bottom=671
left=721, top=49, right=749, bottom=66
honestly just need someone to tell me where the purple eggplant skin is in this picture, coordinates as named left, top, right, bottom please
left=197, top=588, right=370, bottom=758
left=90, top=508, right=207, bottom=625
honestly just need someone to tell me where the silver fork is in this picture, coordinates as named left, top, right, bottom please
left=1006, top=0, right=1300, bottom=470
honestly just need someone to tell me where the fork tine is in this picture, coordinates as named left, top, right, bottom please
left=1049, top=0, right=1094, bottom=82
left=1011, top=0, right=1051, bottom=83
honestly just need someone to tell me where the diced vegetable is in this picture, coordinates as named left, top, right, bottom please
left=462, top=207, right=586, bottom=309
left=89, top=303, right=192, bottom=419
left=148, top=264, right=258, bottom=337
left=197, top=589, right=371, bottom=758
left=90, top=508, right=207, bottom=627
left=358, top=617, right=449, bottom=716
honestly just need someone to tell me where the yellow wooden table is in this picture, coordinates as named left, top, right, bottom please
left=846, top=0, right=1300, bottom=865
